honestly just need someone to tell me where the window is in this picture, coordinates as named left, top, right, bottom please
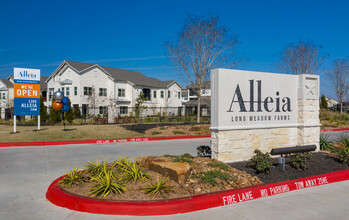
left=62, top=87, right=65, bottom=95
left=2, top=93, right=5, bottom=99
left=118, top=89, right=125, bottom=97
left=120, top=106, right=128, bottom=114
left=99, top=88, right=107, bottom=96
left=153, top=91, right=157, bottom=99
left=161, top=91, right=164, bottom=98
left=0, top=93, right=2, bottom=99
left=66, top=87, right=70, bottom=96
left=84, top=87, right=92, bottom=95
left=142, top=88, right=151, bottom=100
left=74, top=87, right=77, bottom=96
left=178, top=92, right=181, bottom=98
left=99, top=106, right=108, bottom=115
left=168, top=91, right=171, bottom=98
left=49, top=89, right=54, bottom=101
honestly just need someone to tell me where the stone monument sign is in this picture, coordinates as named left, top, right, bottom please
left=210, top=69, right=320, bottom=162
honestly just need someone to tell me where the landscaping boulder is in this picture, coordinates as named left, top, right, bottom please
left=137, top=156, right=170, bottom=169
left=148, top=161, right=191, bottom=184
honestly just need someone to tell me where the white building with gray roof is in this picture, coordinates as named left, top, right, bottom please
left=0, top=78, right=14, bottom=119
left=45, top=60, right=184, bottom=122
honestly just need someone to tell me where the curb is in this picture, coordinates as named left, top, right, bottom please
left=1, top=128, right=347, bottom=147
left=46, top=169, right=349, bottom=216
left=0, top=135, right=211, bottom=148
left=320, top=128, right=349, bottom=132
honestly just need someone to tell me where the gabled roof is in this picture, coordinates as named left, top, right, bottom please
left=53, top=60, right=182, bottom=89
left=40, top=76, right=48, bottom=90
left=0, top=78, right=13, bottom=88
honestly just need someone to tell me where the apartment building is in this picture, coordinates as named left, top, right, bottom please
left=45, top=60, right=184, bottom=122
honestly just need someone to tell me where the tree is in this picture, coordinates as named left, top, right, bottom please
left=165, top=15, right=240, bottom=123
left=65, top=98, right=74, bottom=123
left=87, top=86, right=97, bottom=117
left=40, top=95, right=47, bottom=123
left=328, top=58, right=349, bottom=114
left=135, top=92, right=147, bottom=121
left=276, top=40, right=327, bottom=75
left=74, top=105, right=81, bottom=118
left=320, top=94, right=328, bottom=110
left=50, top=98, right=61, bottom=123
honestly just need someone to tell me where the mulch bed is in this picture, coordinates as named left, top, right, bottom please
left=229, top=152, right=349, bottom=184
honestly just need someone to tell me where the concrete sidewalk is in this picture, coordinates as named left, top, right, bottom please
left=1, top=138, right=349, bottom=219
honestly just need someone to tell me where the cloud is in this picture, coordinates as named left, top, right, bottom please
left=33, top=62, right=62, bottom=67
left=0, top=61, right=32, bottom=68
left=83, top=56, right=167, bottom=63
left=123, top=66, right=170, bottom=70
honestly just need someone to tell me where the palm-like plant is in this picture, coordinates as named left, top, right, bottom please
left=60, top=167, right=87, bottom=189
left=112, top=156, right=150, bottom=182
left=84, top=158, right=107, bottom=176
left=143, top=175, right=173, bottom=197
left=89, top=169, right=126, bottom=198
left=320, top=134, right=333, bottom=151
left=122, top=162, right=150, bottom=182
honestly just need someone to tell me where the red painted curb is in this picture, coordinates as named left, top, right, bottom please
left=2, top=127, right=348, bottom=147
left=46, top=169, right=349, bottom=216
left=321, top=128, right=349, bottom=132
left=0, top=135, right=211, bottom=148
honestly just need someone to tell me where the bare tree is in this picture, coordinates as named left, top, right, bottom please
left=329, top=58, right=349, bottom=114
left=87, top=86, right=98, bottom=116
left=276, top=40, right=327, bottom=75
left=165, top=15, right=240, bottom=123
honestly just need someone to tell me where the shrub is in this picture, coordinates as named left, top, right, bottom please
left=208, top=161, right=230, bottom=171
left=173, top=157, right=193, bottom=163
left=341, top=136, right=349, bottom=152
left=173, top=130, right=186, bottom=135
left=336, top=149, right=349, bottom=164
left=290, top=153, right=311, bottom=170
left=121, top=116, right=132, bottom=124
left=249, top=149, right=272, bottom=173
left=320, top=135, right=333, bottom=151
left=73, top=106, right=81, bottom=118
left=143, top=175, right=173, bottom=197
left=189, top=126, right=201, bottom=132
left=60, top=168, right=87, bottom=189
left=197, top=145, right=211, bottom=157
left=172, top=153, right=194, bottom=163
left=200, top=170, right=232, bottom=186
left=93, top=116, right=108, bottom=124
left=151, top=131, right=162, bottom=135
left=39, top=95, right=47, bottom=123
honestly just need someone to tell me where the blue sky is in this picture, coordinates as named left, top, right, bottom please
left=1, top=0, right=348, bottom=98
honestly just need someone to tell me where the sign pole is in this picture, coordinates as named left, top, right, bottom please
left=38, top=116, right=40, bottom=130
left=14, top=115, right=16, bottom=133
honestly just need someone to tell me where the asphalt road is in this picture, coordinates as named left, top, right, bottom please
left=322, top=130, right=349, bottom=142
left=1, top=137, right=349, bottom=219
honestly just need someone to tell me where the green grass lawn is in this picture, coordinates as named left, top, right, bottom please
left=0, top=124, right=146, bottom=143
